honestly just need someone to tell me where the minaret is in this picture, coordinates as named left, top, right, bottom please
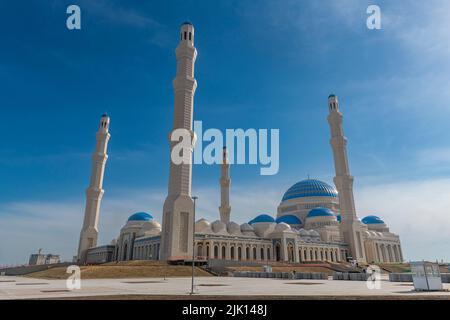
left=160, top=22, right=197, bottom=261
left=77, top=114, right=110, bottom=263
left=327, top=94, right=366, bottom=263
left=219, top=147, right=231, bottom=224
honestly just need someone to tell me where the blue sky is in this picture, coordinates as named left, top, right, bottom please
left=1, top=0, right=450, bottom=264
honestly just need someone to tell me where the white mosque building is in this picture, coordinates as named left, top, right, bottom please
left=78, top=22, right=403, bottom=266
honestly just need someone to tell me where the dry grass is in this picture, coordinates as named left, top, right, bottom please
left=25, top=261, right=212, bottom=280
left=377, top=263, right=411, bottom=273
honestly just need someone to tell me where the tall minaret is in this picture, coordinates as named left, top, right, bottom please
left=160, top=22, right=197, bottom=261
left=77, top=114, right=110, bottom=263
left=219, top=147, right=231, bottom=224
left=327, top=94, right=366, bottom=263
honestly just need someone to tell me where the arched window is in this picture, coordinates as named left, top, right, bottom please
left=184, top=31, right=187, bottom=40
left=221, top=246, right=226, bottom=259
left=246, top=247, right=250, bottom=260
left=287, top=244, right=294, bottom=262
left=206, top=245, right=210, bottom=259
left=260, top=248, right=265, bottom=261
left=197, top=245, right=203, bottom=258
left=214, top=246, right=219, bottom=259
left=230, top=247, right=235, bottom=260
left=252, top=247, right=257, bottom=260
left=275, top=244, right=281, bottom=261
left=267, top=248, right=271, bottom=260
left=123, top=243, right=128, bottom=261
left=189, top=32, right=192, bottom=40
left=238, top=247, right=242, bottom=260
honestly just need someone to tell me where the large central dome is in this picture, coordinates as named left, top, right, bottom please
left=282, top=179, right=338, bottom=201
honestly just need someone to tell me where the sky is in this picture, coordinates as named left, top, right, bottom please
left=0, top=0, right=450, bottom=265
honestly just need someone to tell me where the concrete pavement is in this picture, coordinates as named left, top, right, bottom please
left=1, top=275, right=450, bottom=299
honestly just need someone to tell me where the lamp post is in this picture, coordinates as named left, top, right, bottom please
left=190, top=196, right=198, bottom=295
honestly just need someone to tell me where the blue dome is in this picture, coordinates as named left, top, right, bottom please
left=336, top=214, right=341, bottom=223
left=329, top=94, right=336, bottom=98
left=362, top=215, right=385, bottom=224
left=276, top=215, right=302, bottom=225
left=282, top=179, right=338, bottom=201
left=307, top=207, right=336, bottom=218
left=128, top=212, right=153, bottom=222
left=249, top=214, right=275, bottom=225
left=181, top=21, right=193, bottom=26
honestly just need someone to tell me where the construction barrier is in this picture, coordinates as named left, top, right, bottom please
left=389, top=273, right=450, bottom=283
left=233, top=271, right=327, bottom=280
left=332, top=272, right=370, bottom=281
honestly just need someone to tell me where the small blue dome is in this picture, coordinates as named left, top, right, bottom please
left=336, top=214, right=341, bottom=223
left=128, top=212, right=153, bottom=222
left=282, top=179, right=338, bottom=201
left=181, top=21, right=193, bottom=26
left=362, top=215, right=385, bottom=224
left=307, top=207, right=335, bottom=218
left=276, top=215, right=302, bottom=225
left=329, top=94, right=336, bottom=98
left=249, top=214, right=275, bottom=225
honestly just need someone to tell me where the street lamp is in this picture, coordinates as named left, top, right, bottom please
left=190, top=196, right=198, bottom=295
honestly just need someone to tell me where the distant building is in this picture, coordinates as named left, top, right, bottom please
left=28, top=249, right=60, bottom=265
left=86, top=245, right=115, bottom=264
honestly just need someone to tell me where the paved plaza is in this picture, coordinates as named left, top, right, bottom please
left=1, top=275, right=450, bottom=299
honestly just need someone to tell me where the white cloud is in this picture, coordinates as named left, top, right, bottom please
left=416, top=147, right=450, bottom=167
left=355, top=177, right=450, bottom=262
left=0, top=184, right=281, bottom=265
left=1, top=177, right=449, bottom=265
left=386, top=1, right=450, bottom=62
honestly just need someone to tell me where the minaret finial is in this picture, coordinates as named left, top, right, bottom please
left=328, top=93, right=339, bottom=112
left=179, top=21, right=195, bottom=46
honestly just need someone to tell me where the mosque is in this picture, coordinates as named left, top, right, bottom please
left=76, top=22, right=403, bottom=266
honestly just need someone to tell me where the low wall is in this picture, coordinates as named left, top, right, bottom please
left=208, top=259, right=263, bottom=268
left=389, top=273, right=450, bottom=283
left=0, top=262, right=72, bottom=276
left=332, top=272, right=370, bottom=281
left=233, top=271, right=327, bottom=280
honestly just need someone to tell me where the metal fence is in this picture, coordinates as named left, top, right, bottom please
left=233, top=271, right=327, bottom=280
left=389, top=273, right=450, bottom=283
